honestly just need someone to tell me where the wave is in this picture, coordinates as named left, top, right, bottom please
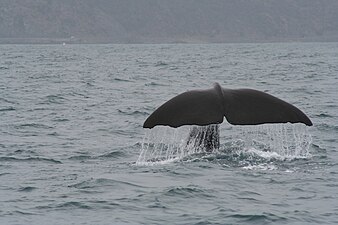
left=69, top=178, right=145, bottom=190
left=144, top=81, right=168, bottom=86
left=67, top=155, right=93, bottom=160
left=164, top=186, right=214, bottom=198
left=67, top=150, right=126, bottom=161
left=118, top=109, right=148, bottom=116
left=0, top=156, right=62, bottom=164
left=38, top=94, right=67, bottom=104
left=0, top=97, right=16, bottom=104
left=316, top=113, right=334, bottom=118
left=98, top=150, right=126, bottom=158
left=15, top=123, right=53, bottom=129
left=18, top=186, right=37, bottom=192
left=0, top=107, right=15, bottom=112
left=114, top=78, right=133, bottom=82
left=154, top=61, right=169, bottom=66
left=56, top=201, right=92, bottom=209
left=35, top=200, right=121, bottom=212
left=226, top=213, right=287, bottom=223
left=0, top=172, right=10, bottom=177
left=5, top=210, right=37, bottom=216
left=316, top=123, right=338, bottom=132
left=65, top=141, right=140, bottom=162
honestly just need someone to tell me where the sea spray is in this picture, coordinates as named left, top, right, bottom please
left=137, top=123, right=312, bottom=165
left=234, top=123, right=312, bottom=159
left=137, top=126, right=210, bottom=165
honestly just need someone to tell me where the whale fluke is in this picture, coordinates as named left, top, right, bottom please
left=143, top=83, right=312, bottom=128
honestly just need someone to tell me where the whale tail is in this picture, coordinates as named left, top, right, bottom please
left=143, top=83, right=312, bottom=129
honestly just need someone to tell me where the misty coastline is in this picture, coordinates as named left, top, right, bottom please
left=1, top=0, right=338, bottom=44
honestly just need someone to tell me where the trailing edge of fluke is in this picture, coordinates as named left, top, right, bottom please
left=143, top=83, right=312, bottom=129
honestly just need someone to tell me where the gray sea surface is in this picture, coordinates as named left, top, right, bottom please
left=1, top=43, right=338, bottom=224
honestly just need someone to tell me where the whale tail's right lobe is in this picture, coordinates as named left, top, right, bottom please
left=221, top=88, right=313, bottom=126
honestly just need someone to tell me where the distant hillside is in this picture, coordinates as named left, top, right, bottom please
left=1, top=0, right=338, bottom=43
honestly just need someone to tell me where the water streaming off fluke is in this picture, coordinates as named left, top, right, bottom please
left=137, top=123, right=312, bottom=165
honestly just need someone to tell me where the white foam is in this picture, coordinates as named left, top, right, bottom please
left=135, top=157, right=180, bottom=166
left=242, top=164, right=278, bottom=171
left=246, top=147, right=283, bottom=159
left=245, top=147, right=311, bottom=161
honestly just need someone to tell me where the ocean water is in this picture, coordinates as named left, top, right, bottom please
left=0, top=43, right=337, bottom=224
